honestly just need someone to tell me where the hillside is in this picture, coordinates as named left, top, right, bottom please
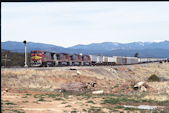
left=1, top=63, right=169, bottom=112
left=69, top=41, right=169, bottom=50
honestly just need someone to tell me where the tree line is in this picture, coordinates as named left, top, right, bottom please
left=1, top=50, right=31, bottom=67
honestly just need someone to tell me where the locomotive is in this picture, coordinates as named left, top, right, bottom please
left=30, top=50, right=168, bottom=67
left=31, top=50, right=91, bottom=67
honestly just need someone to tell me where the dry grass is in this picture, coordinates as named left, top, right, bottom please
left=1, top=63, right=169, bottom=113
left=143, top=94, right=169, bottom=101
left=1, top=62, right=169, bottom=93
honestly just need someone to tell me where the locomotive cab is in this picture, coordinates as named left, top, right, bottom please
left=31, top=50, right=43, bottom=67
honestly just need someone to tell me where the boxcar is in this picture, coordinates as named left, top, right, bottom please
left=126, top=57, right=138, bottom=64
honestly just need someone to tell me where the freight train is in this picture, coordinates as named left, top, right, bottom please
left=30, top=50, right=168, bottom=67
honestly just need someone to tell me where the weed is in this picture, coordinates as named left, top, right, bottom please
left=11, top=109, right=25, bottom=113
left=34, top=94, right=47, bottom=99
left=86, top=100, right=95, bottom=104
left=82, top=109, right=87, bottom=112
left=103, top=98, right=121, bottom=104
left=55, top=98, right=64, bottom=100
left=114, top=106, right=124, bottom=109
left=47, top=94, right=61, bottom=98
left=5, top=101, right=17, bottom=105
left=88, top=106, right=102, bottom=113
left=22, top=96, right=28, bottom=98
left=61, top=102, right=67, bottom=104
left=62, top=92, right=72, bottom=99
left=38, top=97, right=45, bottom=101
left=157, top=100, right=169, bottom=106
left=22, top=101, right=28, bottom=103
left=124, top=107, right=138, bottom=111
left=76, top=93, right=91, bottom=99
left=65, top=105, right=72, bottom=107
left=25, top=93, right=32, bottom=96
left=21, top=94, right=31, bottom=98
left=33, top=101, right=39, bottom=104
left=34, top=94, right=40, bottom=98
left=110, top=109, right=119, bottom=112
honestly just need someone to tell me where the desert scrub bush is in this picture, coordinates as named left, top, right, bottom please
left=76, top=93, right=92, bottom=100
left=11, top=109, right=25, bottom=113
left=88, top=106, right=103, bottom=113
left=103, top=96, right=147, bottom=105
left=148, top=74, right=160, bottom=82
left=86, top=100, right=95, bottom=104
left=54, top=98, right=64, bottom=100
left=4, top=101, right=17, bottom=105
left=103, top=98, right=121, bottom=104
left=65, top=105, right=72, bottom=107
left=46, top=93, right=61, bottom=98
left=38, top=97, right=46, bottom=101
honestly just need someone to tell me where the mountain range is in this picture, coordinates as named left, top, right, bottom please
left=2, top=41, right=169, bottom=58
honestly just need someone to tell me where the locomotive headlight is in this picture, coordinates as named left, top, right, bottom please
left=37, top=60, right=42, bottom=63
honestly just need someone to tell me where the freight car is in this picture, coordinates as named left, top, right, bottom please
left=30, top=50, right=168, bottom=67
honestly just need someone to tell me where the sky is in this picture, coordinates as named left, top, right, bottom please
left=2, top=2, right=169, bottom=47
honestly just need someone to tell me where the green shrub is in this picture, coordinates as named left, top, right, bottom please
left=148, top=74, right=160, bottom=82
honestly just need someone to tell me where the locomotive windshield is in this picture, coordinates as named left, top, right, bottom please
left=31, top=51, right=43, bottom=54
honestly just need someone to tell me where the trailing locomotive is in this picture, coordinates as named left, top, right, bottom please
left=30, top=50, right=91, bottom=67
left=30, top=50, right=168, bottom=67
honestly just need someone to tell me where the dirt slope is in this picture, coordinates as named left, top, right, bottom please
left=1, top=62, right=169, bottom=113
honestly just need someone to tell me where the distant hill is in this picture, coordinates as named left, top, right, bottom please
left=69, top=41, right=169, bottom=50
left=2, top=41, right=169, bottom=58
left=2, top=41, right=66, bottom=53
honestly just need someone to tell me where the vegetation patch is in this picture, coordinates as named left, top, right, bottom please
left=70, top=110, right=77, bottom=113
left=11, top=109, right=25, bottom=113
left=65, top=105, right=72, bottom=107
left=38, top=97, right=46, bottom=102
left=47, top=93, right=61, bottom=98
left=86, top=100, right=95, bottom=104
left=22, top=101, right=29, bottom=103
left=54, top=98, right=64, bottom=100
left=148, top=74, right=160, bottom=82
left=88, top=106, right=103, bottom=113
left=5, top=101, right=17, bottom=105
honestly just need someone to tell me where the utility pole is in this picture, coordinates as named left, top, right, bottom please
left=5, top=54, right=7, bottom=67
left=23, top=40, right=28, bottom=67
left=2, top=54, right=11, bottom=67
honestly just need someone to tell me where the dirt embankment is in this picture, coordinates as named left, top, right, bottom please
left=1, top=62, right=169, bottom=113
left=2, top=62, right=169, bottom=94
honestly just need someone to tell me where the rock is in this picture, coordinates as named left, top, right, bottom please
left=86, top=82, right=97, bottom=89
left=76, top=70, right=81, bottom=75
left=140, top=86, right=147, bottom=92
left=134, top=81, right=144, bottom=88
left=133, top=81, right=148, bottom=92
left=92, top=90, right=104, bottom=94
